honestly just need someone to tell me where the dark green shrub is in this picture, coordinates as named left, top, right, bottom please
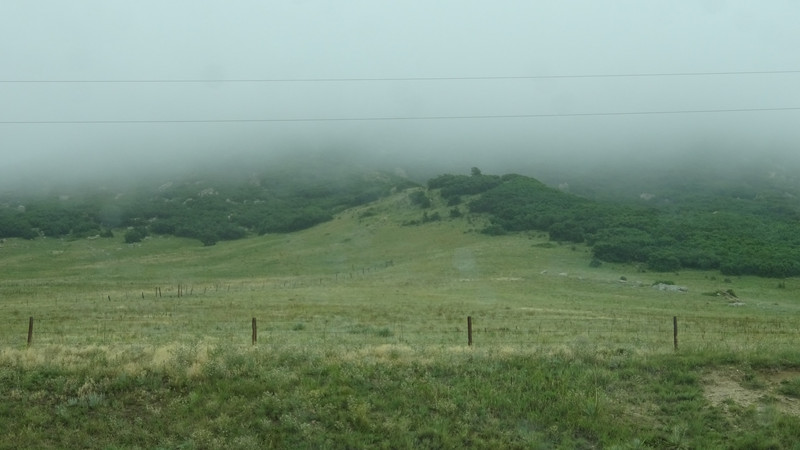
left=481, top=225, right=507, bottom=235
left=428, top=173, right=502, bottom=199
left=422, top=211, right=441, bottom=223
left=648, top=251, right=681, bottom=272
left=548, top=222, right=585, bottom=243
left=124, top=227, right=148, bottom=243
left=446, top=196, right=462, bottom=206
left=409, top=191, right=431, bottom=208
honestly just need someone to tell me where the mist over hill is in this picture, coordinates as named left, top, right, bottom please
left=2, top=150, right=800, bottom=278
left=0, top=153, right=419, bottom=246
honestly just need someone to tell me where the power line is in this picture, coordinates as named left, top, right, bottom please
left=2, top=70, right=800, bottom=84
left=2, top=107, right=799, bottom=125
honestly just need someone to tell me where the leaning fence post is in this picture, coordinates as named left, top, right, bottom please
left=27, top=317, right=34, bottom=347
left=252, top=317, right=257, bottom=345
left=673, top=316, right=678, bottom=351
left=467, top=316, right=473, bottom=346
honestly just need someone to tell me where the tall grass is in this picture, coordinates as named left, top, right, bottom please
left=2, top=342, right=799, bottom=448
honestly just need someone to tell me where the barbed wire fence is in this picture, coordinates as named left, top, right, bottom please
left=4, top=310, right=797, bottom=352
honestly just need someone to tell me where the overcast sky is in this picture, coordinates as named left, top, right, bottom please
left=2, top=1, right=799, bottom=185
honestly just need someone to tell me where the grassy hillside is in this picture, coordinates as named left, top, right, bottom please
left=2, top=188, right=800, bottom=448
left=0, top=156, right=417, bottom=245
left=5, top=156, right=800, bottom=277
left=428, top=170, right=800, bottom=278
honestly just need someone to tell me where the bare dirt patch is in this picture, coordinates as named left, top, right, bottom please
left=703, top=367, right=800, bottom=417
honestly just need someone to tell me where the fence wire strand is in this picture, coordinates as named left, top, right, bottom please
left=3, top=312, right=798, bottom=351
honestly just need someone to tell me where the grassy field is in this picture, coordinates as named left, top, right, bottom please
left=2, top=190, right=800, bottom=448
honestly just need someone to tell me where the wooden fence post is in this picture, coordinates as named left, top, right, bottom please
left=27, top=317, right=34, bottom=347
left=673, top=316, right=678, bottom=351
left=252, top=317, right=257, bottom=345
left=467, top=316, right=473, bottom=346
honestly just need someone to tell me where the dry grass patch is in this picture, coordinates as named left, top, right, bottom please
left=703, top=367, right=800, bottom=418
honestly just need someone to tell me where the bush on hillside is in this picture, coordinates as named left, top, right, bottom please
left=124, top=227, right=148, bottom=244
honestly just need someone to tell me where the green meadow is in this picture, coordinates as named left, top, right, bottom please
left=2, top=190, right=800, bottom=448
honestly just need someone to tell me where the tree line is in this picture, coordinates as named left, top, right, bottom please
left=4, top=161, right=799, bottom=278
left=427, top=169, right=800, bottom=278
left=0, top=166, right=415, bottom=246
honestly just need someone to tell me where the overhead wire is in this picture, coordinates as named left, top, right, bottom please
left=1, top=70, right=798, bottom=124
left=2, top=107, right=799, bottom=125
left=1, top=70, right=800, bottom=83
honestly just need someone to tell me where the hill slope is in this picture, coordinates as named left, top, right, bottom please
left=0, top=159, right=417, bottom=245
left=427, top=170, right=800, bottom=277
left=3, top=157, right=800, bottom=278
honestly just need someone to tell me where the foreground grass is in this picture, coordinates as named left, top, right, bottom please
left=2, top=343, right=800, bottom=449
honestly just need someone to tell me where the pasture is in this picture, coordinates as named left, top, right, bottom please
left=2, top=195, right=800, bottom=448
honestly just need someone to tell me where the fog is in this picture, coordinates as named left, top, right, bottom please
left=2, top=1, right=800, bottom=188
